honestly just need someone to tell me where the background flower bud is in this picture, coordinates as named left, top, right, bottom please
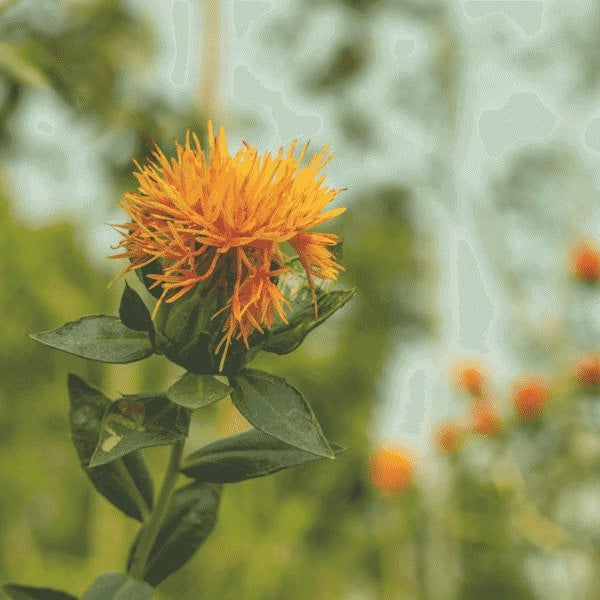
left=368, top=444, right=415, bottom=496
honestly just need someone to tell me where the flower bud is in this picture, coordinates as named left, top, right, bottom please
left=452, top=361, right=485, bottom=397
left=575, top=354, right=600, bottom=388
left=368, top=444, right=414, bottom=496
left=571, top=241, right=600, bottom=283
left=435, top=423, right=463, bottom=453
left=512, top=376, right=550, bottom=420
left=471, top=400, right=502, bottom=436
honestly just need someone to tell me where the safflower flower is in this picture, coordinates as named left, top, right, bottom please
left=112, top=123, right=345, bottom=369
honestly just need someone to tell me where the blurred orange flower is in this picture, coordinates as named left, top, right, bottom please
left=113, top=123, right=345, bottom=368
left=435, top=423, right=463, bottom=453
left=571, top=241, right=600, bottom=283
left=452, top=361, right=485, bottom=397
left=471, top=400, right=502, bottom=436
left=512, top=376, right=550, bottom=420
left=575, top=354, right=600, bottom=387
left=368, top=444, right=414, bottom=496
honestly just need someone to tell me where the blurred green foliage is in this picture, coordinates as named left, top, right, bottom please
left=3, top=0, right=600, bottom=599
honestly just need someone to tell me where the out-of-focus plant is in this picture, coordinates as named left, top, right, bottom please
left=365, top=243, right=600, bottom=598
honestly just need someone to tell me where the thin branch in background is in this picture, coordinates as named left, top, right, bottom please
left=198, top=0, right=221, bottom=117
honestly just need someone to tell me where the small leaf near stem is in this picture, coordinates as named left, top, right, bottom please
left=167, top=372, right=231, bottom=410
left=128, top=439, right=186, bottom=581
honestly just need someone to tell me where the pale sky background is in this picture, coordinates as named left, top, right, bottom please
left=6, top=0, right=600, bottom=454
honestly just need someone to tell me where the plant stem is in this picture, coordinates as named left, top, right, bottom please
left=411, top=493, right=429, bottom=600
left=113, top=459, right=151, bottom=521
left=128, top=439, right=185, bottom=580
left=197, top=0, right=221, bottom=116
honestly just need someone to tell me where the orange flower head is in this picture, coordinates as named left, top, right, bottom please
left=512, top=376, right=551, bottom=420
left=571, top=241, right=600, bottom=283
left=435, top=423, right=463, bottom=453
left=471, top=400, right=502, bottom=436
left=368, top=444, right=414, bottom=496
left=452, top=361, right=485, bottom=397
left=575, top=354, right=600, bottom=387
left=112, top=123, right=345, bottom=370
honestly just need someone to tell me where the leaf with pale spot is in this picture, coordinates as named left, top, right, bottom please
left=68, top=374, right=153, bottom=521
left=89, top=393, right=190, bottom=467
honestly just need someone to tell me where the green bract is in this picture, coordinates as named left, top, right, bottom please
left=152, top=280, right=263, bottom=375
left=264, top=287, right=355, bottom=355
left=119, top=282, right=153, bottom=334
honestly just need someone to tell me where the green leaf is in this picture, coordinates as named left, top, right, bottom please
left=128, top=483, right=221, bottom=586
left=182, top=428, right=343, bottom=483
left=82, top=572, right=152, bottom=600
left=167, top=372, right=231, bottom=410
left=68, top=375, right=153, bottom=521
left=3, top=585, right=77, bottom=600
left=89, top=393, right=190, bottom=467
left=230, top=369, right=334, bottom=458
left=119, top=283, right=153, bottom=334
left=264, top=289, right=355, bottom=355
left=31, top=315, right=154, bottom=364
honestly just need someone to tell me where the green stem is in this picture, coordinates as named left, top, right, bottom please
left=411, top=493, right=429, bottom=600
left=128, top=439, right=185, bottom=580
left=113, top=459, right=151, bottom=522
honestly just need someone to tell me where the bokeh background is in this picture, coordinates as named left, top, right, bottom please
left=1, top=0, right=600, bottom=598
